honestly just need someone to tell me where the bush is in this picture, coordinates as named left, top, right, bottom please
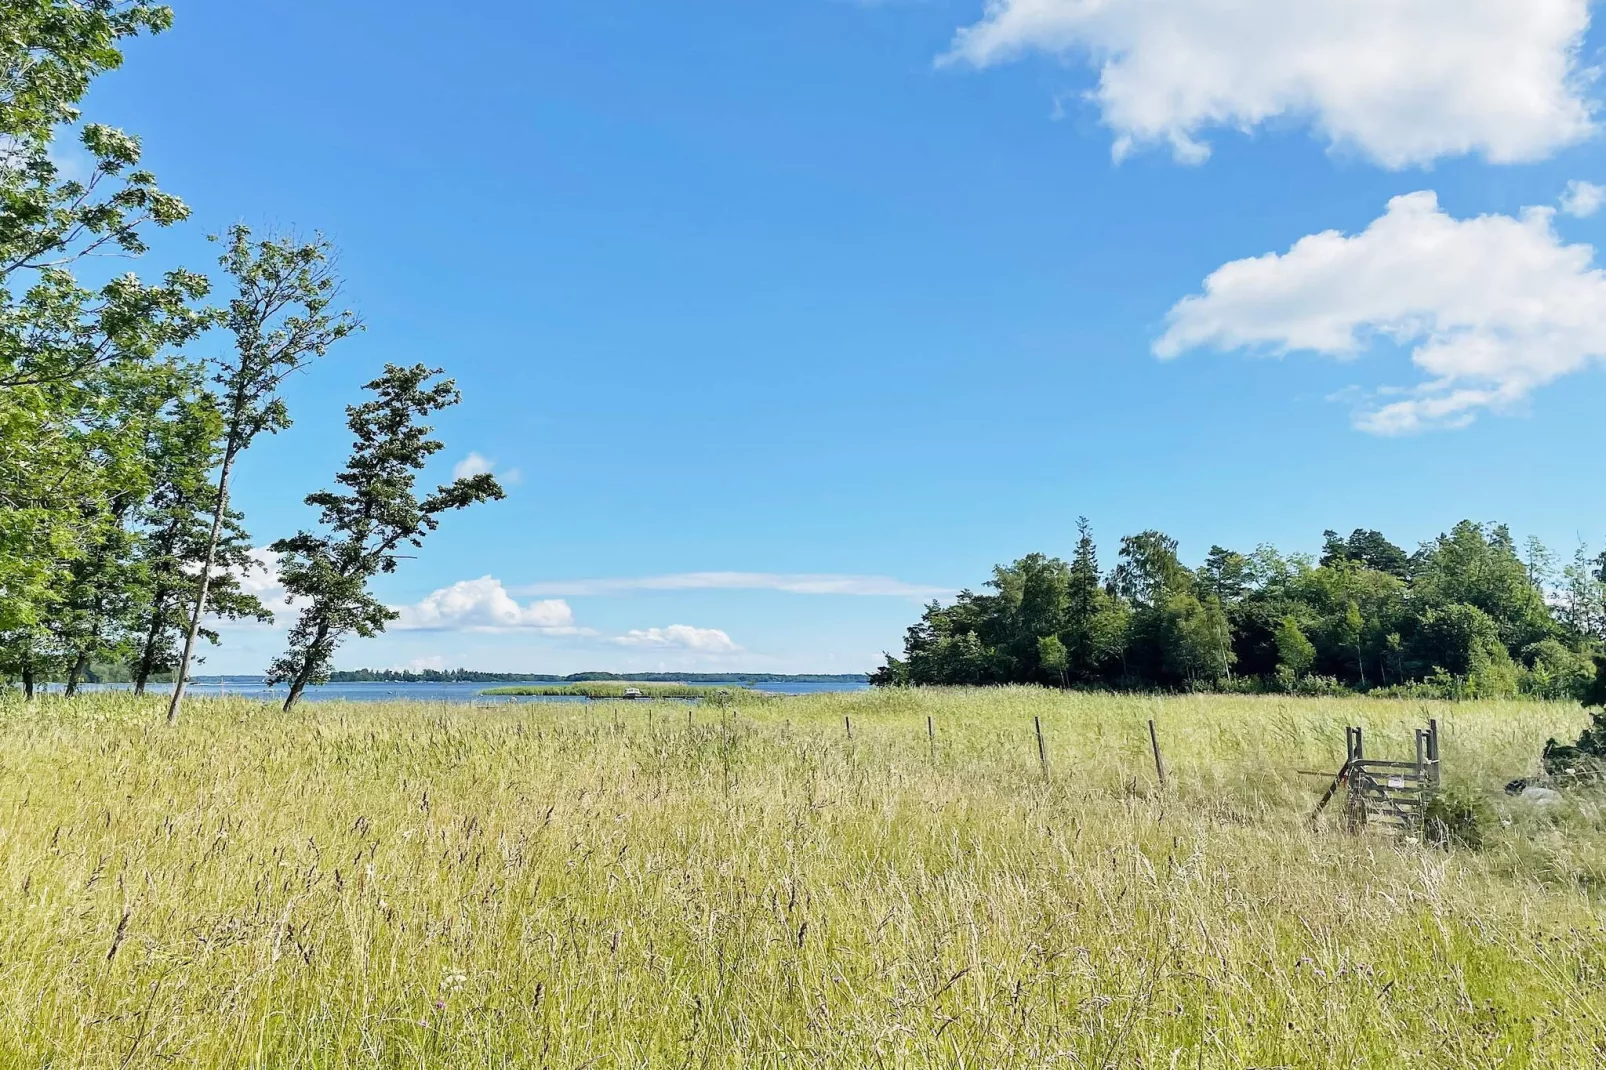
left=1424, top=786, right=1495, bottom=850
left=1289, top=673, right=1349, bottom=697
left=1519, top=640, right=1596, bottom=701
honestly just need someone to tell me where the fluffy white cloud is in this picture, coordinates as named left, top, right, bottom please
left=515, top=572, right=948, bottom=598
left=452, top=451, right=521, bottom=485
left=391, top=576, right=578, bottom=633
left=234, top=548, right=283, bottom=599
left=611, top=625, right=740, bottom=653
left=1156, top=191, right=1606, bottom=434
left=943, top=0, right=1595, bottom=167
left=397, top=656, right=447, bottom=672
left=452, top=452, right=493, bottom=479
left=1561, top=180, right=1606, bottom=218
left=207, top=548, right=294, bottom=624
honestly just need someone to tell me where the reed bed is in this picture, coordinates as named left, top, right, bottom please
left=0, top=687, right=1600, bottom=1068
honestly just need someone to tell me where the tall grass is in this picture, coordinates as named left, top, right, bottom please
left=0, top=687, right=1601, bottom=1068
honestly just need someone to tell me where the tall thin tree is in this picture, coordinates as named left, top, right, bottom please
left=131, top=384, right=270, bottom=693
left=166, top=227, right=358, bottom=723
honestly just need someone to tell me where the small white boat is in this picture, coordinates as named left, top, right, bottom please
left=621, top=687, right=645, bottom=700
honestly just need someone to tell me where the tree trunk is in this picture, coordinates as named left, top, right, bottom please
left=284, top=657, right=317, bottom=713
left=133, top=593, right=168, bottom=697
left=282, top=621, right=331, bottom=713
left=167, top=446, right=238, bottom=725
left=21, top=667, right=34, bottom=701
left=64, top=650, right=89, bottom=697
left=283, top=676, right=308, bottom=713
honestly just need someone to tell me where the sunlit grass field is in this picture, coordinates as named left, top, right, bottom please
left=1, top=687, right=1603, bottom=1068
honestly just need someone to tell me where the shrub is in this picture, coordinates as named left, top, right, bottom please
left=1519, top=640, right=1596, bottom=701
left=1424, top=786, right=1495, bottom=850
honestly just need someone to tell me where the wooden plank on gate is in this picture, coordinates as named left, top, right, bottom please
left=1310, top=760, right=1352, bottom=824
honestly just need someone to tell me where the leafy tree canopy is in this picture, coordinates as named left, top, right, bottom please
left=875, top=520, right=1594, bottom=699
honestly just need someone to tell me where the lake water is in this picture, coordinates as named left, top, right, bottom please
left=66, top=677, right=870, bottom=704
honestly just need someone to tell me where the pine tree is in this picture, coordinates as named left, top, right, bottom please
left=266, top=364, right=503, bottom=711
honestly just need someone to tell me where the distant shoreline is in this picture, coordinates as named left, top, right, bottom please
left=324, top=670, right=870, bottom=685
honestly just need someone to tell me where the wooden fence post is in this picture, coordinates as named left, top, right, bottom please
left=1347, top=725, right=1366, bottom=833
left=1034, top=716, right=1049, bottom=779
left=845, top=715, right=852, bottom=740
left=1148, top=719, right=1168, bottom=788
left=927, top=715, right=935, bottom=764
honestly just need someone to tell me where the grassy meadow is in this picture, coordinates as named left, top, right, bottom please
left=1, top=687, right=1604, bottom=1068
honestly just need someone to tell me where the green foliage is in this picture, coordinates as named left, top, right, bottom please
left=878, top=520, right=1602, bottom=695
left=1273, top=615, right=1315, bottom=682
left=266, top=365, right=504, bottom=710
left=1413, top=522, right=1553, bottom=653
left=1036, top=633, right=1068, bottom=684
left=166, top=226, right=360, bottom=722
left=1424, top=786, right=1495, bottom=851
left=0, top=2, right=173, bottom=144
left=1320, top=528, right=1410, bottom=578
left=128, top=382, right=270, bottom=692
left=0, top=2, right=218, bottom=695
left=0, top=1, right=205, bottom=645
left=866, top=655, right=908, bottom=687
left=1536, top=660, right=1606, bottom=783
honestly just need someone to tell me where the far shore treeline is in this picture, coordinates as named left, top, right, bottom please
left=872, top=520, right=1606, bottom=702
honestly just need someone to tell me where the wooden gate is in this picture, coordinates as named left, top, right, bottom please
left=1311, top=720, right=1440, bottom=834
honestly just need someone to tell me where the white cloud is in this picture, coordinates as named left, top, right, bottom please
left=943, top=0, right=1595, bottom=167
left=390, top=576, right=580, bottom=633
left=610, top=625, right=740, bottom=653
left=452, top=452, right=493, bottom=479
left=234, top=548, right=283, bottom=600
left=397, top=655, right=447, bottom=672
left=452, top=452, right=521, bottom=485
left=1156, top=190, right=1606, bottom=434
left=514, top=572, right=949, bottom=598
left=209, top=548, right=294, bottom=624
left=1561, top=179, right=1606, bottom=218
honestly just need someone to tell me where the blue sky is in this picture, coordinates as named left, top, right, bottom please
left=87, top=0, right=1606, bottom=674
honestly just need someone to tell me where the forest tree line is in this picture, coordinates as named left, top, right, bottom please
left=871, top=521, right=1606, bottom=700
left=0, top=2, right=500, bottom=713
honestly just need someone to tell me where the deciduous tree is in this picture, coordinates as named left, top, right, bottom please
left=166, top=227, right=358, bottom=722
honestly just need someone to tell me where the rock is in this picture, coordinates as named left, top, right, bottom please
left=1519, top=786, right=1563, bottom=806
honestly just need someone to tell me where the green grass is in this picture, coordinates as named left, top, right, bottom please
left=479, top=681, right=739, bottom=699
left=1, top=687, right=1604, bottom=1067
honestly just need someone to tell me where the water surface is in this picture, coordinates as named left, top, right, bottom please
left=66, top=677, right=870, bottom=704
